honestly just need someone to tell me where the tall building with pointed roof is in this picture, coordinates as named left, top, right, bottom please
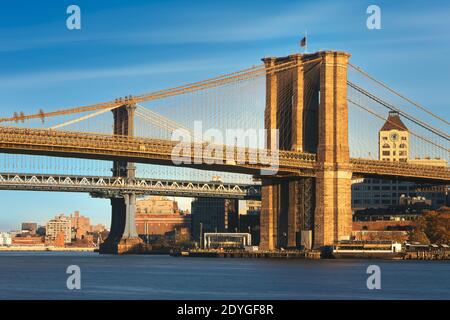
left=378, top=111, right=409, bottom=162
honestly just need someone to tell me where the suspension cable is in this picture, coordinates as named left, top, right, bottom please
left=0, top=57, right=323, bottom=124
left=349, top=63, right=450, bottom=126
left=348, top=98, right=449, bottom=153
left=348, top=81, right=450, bottom=141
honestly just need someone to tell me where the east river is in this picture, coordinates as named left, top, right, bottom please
left=0, top=252, right=448, bottom=300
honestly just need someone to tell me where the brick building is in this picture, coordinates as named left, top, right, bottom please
left=69, top=211, right=91, bottom=239
left=135, top=196, right=190, bottom=236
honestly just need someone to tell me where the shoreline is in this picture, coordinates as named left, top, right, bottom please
left=1, top=248, right=448, bottom=260
left=0, top=246, right=96, bottom=252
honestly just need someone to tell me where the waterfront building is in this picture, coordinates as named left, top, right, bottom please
left=352, top=111, right=447, bottom=211
left=378, top=111, right=410, bottom=162
left=191, top=198, right=239, bottom=242
left=135, top=196, right=190, bottom=236
left=238, top=200, right=261, bottom=245
left=45, top=214, right=71, bottom=244
left=203, top=233, right=252, bottom=249
left=21, top=222, right=37, bottom=234
left=0, top=232, right=12, bottom=246
left=69, top=211, right=91, bottom=239
left=12, top=235, right=45, bottom=246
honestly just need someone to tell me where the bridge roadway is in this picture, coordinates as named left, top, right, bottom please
left=0, top=126, right=449, bottom=183
left=0, top=172, right=261, bottom=199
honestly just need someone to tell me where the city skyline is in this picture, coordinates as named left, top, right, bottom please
left=0, top=0, right=449, bottom=230
left=0, top=208, right=107, bottom=232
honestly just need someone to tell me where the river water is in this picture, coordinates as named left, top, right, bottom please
left=0, top=252, right=448, bottom=300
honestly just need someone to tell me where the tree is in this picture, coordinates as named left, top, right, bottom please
left=408, top=207, right=450, bottom=244
left=408, top=230, right=430, bottom=244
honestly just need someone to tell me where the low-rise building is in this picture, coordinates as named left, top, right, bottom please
left=204, top=233, right=252, bottom=249
left=21, top=222, right=38, bottom=234
left=191, top=198, right=239, bottom=242
left=0, top=232, right=12, bottom=246
left=12, top=235, right=45, bottom=246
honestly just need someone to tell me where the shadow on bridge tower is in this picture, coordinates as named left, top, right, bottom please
left=99, top=104, right=150, bottom=254
left=260, top=51, right=352, bottom=251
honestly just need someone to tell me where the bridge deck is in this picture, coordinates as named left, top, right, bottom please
left=0, top=172, right=261, bottom=199
left=0, top=126, right=448, bottom=182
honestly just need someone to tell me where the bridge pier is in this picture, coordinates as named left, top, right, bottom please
left=99, top=192, right=150, bottom=254
left=260, top=178, right=315, bottom=250
left=260, top=51, right=352, bottom=251
left=99, top=104, right=149, bottom=254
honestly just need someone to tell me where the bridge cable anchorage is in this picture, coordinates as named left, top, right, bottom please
left=349, top=63, right=450, bottom=127
left=348, top=98, right=449, bottom=152
left=0, top=58, right=322, bottom=124
left=348, top=81, right=450, bottom=141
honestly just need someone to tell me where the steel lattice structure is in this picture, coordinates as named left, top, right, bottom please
left=0, top=173, right=261, bottom=199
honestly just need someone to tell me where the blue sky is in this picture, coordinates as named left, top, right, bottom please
left=0, top=0, right=449, bottom=230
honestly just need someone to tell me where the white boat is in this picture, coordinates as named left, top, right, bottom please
left=332, top=241, right=404, bottom=259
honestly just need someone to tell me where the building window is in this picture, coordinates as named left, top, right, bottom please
left=382, top=143, right=390, bottom=148
left=382, top=151, right=390, bottom=156
left=400, top=143, right=407, bottom=148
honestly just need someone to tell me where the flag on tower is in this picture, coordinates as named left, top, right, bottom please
left=300, top=36, right=307, bottom=47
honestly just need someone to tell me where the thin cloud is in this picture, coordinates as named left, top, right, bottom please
left=0, top=1, right=349, bottom=52
left=0, top=58, right=235, bottom=88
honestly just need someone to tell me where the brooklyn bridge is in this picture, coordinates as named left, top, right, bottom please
left=0, top=50, right=448, bottom=253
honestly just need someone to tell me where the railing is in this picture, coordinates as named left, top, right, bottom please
left=0, top=126, right=317, bottom=174
left=350, top=158, right=450, bottom=182
left=0, top=126, right=448, bottom=181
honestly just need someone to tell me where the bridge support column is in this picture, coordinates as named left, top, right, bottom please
left=260, top=177, right=315, bottom=251
left=100, top=192, right=150, bottom=254
left=100, top=104, right=149, bottom=254
left=260, top=180, right=279, bottom=251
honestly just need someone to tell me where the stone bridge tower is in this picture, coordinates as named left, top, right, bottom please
left=260, top=51, right=352, bottom=250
